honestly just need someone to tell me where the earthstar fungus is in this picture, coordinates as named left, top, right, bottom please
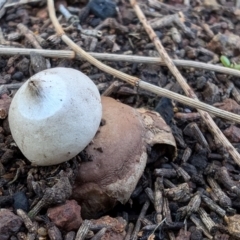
left=72, top=96, right=176, bottom=218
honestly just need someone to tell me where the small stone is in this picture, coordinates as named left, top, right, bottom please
left=0, top=209, right=23, bottom=240
left=196, top=76, right=207, bottom=90
left=47, top=200, right=82, bottom=231
left=37, top=227, right=47, bottom=237
left=3, top=118, right=11, bottom=135
left=92, top=216, right=127, bottom=240
left=36, top=7, right=48, bottom=19
left=13, top=192, right=29, bottom=212
left=0, top=57, right=6, bottom=69
left=12, top=71, right=24, bottom=81
left=7, top=66, right=15, bottom=75
left=64, top=231, right=76, bottom=240
left=0, top=133, right=5, bottom=143
left=176, top=229, right=191, bottom=240
left=1, top=149, right=14, bottom=164
left=16, top=58, right=30, bottom=75
left=3, top=74, right=11, bottom=83
left=121, top=7, right=135, bottom=25
left=89, top=0, right=117, bottom=19
left=0, top=78, right=7, bottom=84
left=202, top=82, right=220, bottom=104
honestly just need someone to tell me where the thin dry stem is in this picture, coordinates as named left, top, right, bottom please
left=48, top=0, right=138, bottom=86
left=130, top=0, right=240, bottom=166
left=17, top=24, right=42, bottom=49
left=1, top=47, right=240, bottom=77
left=139, top=81, right=240, bottom=124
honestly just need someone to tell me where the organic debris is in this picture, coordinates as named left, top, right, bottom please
left=1, top=0, right=240, bottom=239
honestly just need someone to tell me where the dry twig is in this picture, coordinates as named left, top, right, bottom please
left=1, top=48, right=240, bottom=78
left=48, top=0, right=137, bottom=85
left=17, top=24, right=42, bottom=49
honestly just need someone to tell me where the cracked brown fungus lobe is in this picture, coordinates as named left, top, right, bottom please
left=72, top=97, right=176, bottom=218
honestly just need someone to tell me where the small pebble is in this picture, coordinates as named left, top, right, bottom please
left=47, top=200, right=82, bottom=231
left=13, top=192, right=29, bottom=212
left=0, top=78, right=7, bottom=84
left=0, top=209, right=23, bottom=240
left=3, top=74, right=11, bottom=83
left=0, top=57, right=6, bottom=68
left=155, top=97, right=174, bottom=125
left=89, top=0, right=117, bottom=19
left=12, top=71, right=24, bottom=81
left=37, top=227, right=48, bottom=237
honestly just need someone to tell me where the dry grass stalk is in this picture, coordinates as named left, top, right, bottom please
left=130, top=0, right=240, bottom=166
left=17, top=24, right=42, bottom=49
left=48, top=0, right=137, bottom=86
left=1, top=47, right=240, bottom=78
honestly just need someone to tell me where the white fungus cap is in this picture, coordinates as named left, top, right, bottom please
left=9, top=67, right=102, bottom=166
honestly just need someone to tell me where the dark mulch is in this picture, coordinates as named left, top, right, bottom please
left=1, top=0, right=240, bottom=239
